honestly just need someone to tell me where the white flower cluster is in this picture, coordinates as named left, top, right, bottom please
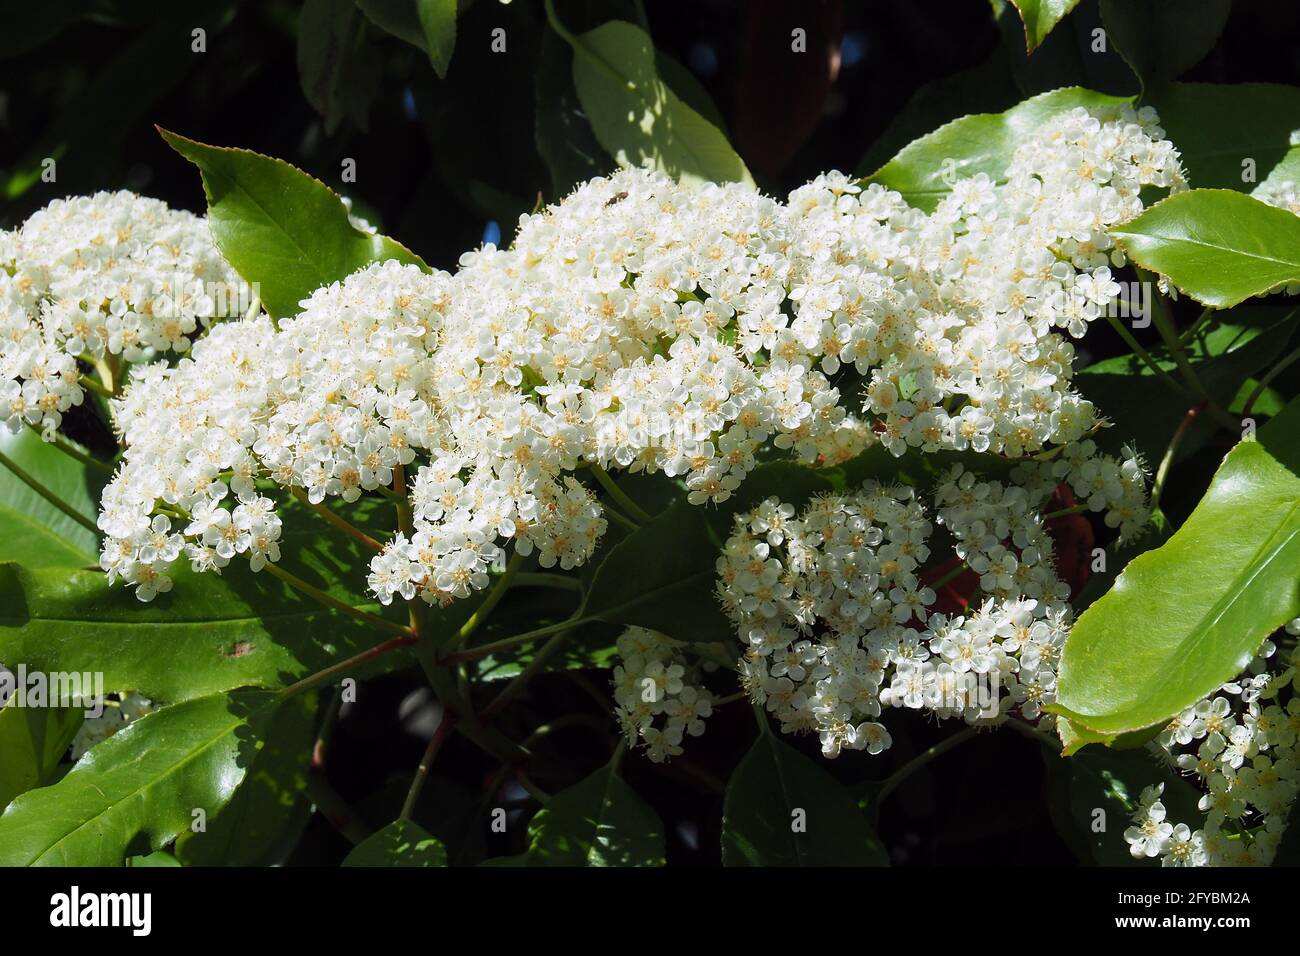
left=611, top=627, right=714, bottom=763
left=1254, top=180, right=1300, bottom=297
left=716, top=444, right=1148, bottom=759
left=99, top=104, right=1177, bottom=604
left=0, top=191, right=239, bottom=438
left=834, top=104, right=1184, bottom=458
left=70, top=692, right=157, bottom=761
left=1256, top=179, right=1300, bottom=216
left=1126, top=621, right=1300, bottom=866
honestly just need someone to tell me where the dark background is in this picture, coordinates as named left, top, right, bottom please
left=3, top=0, right=1297, bottom=865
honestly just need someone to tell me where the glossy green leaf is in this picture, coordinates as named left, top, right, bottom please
left=1110, top=189, right=1300, bottom=309
left=1045, top=745, right=1203, bottom=864
left=174, top=694, right=316, bottom=866
left=568, top=19, right=752, bottom=187
left=355, top=0, right=427, bottom=50
left=0, top=690, right=279, bottom=866
left=990, top=0, right=1137, bottom=99
left=0, top=428, right=101, bottom=566
left=1144, top=83, right=1300, bottom=192
left=1055, top=398, right=1300, bottom=735
left=343, top=819, right=448, bottom=866
left=0, top=696, right=83, bottom=811
left=581, top=497, right=732, bottom=643
left=862, top=87, right=1131, bottom=211
left=524, top=763, right=665, bottom=866
left=1009, top=0, right=1082, bottom=52
left=722, top=730, right=889, bottom=866
left=417, top=0, right=457, bottom=77
left=159, top=129, right=427, bottom=318
left=0, top=554, right=404, bottom=705
left=1099, top=0, right=1230, bottom=88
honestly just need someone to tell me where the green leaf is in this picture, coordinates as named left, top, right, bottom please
left=1044, top=745, right=1204, bottom=864
left=0, top=555, right=405, bottom=705
left=1009, top=0, right=1082, bottom=52
left=523, top=763, right=665, bottom=866
left=417, top=0, right=457, bottom=78
left=298, top=0, right=383, bottom=133
left=1144, top=83, right=1300, bottom=192
left=1054, top=398, right=1300, bottom=735
left=581, top=497, right=732, bottom=643
left=0, top=689, right=279, bottom=866
left=356, top=0, right=427, bottom=50
left=1110, top=189, right=1300, bottom=309
left=655, top=51, right=727, bottom=134
left=862, top=87, right=1132, bottom=212
left=567, top=19, right=752, bottom=187
left=0, top=696, right=83, bottom=811
left=722, top=730, right=889, bottom=866
left=343, top=819, right=448, bottom=866
left=1099, top=0, right=1230, bottom=88
left=0, top=428, right=101, bottom=566
left=174, top=694, right=316, bottom=866
left=127, top=850, right=182, bottom=867
left=990, top=0, right=1137, bottom=99
left=1071, top=509, right=1172, bottom=615
left=1055, top=714, right=1165, bottom=757
left=158, top=128, right=427, bottom=318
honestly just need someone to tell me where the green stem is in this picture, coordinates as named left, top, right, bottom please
left=589, top=463, right=653, bottom=524
left=278, top=632, right=418, bottom=702
left=1151, top=402, right=1205, bottom=512
left=306, top=772, right=370, bottom=845
left=392, top=463, right=413, bottom=537
left=1041, top=503, right=1089, bottom=521
left=456, top=551, right=525, bottom=646
left=263, top=562, right=414, bottom=638
left=513, top=571, right=581, bottom=592
left=398, top=711, right=458, bottom=821
left=603, top=505, right=640, bottom=533
left=1004, top=716, right=1062, bottom=752
left=412, top=640, right=532, bottom=766
left=514, top=769, right=550, bottom=804
left=1141, top=270, right=1236, bottom=432
left=33, top=426, right=114, bottom=474
left=521, top=712, right=613, bottom=748
left=291, top=487, right=383, bottom=552
left=926, top=560, right=969, bottom=590
left=543, top=0, right=629, bottom=87
left=441, top=615, right=583, bottom=665
left=1102, top=312, right=1191, bottom=399
left=1242, top=342, right=1300, bottom=419
left=1180, top=306, right=1213, bottom=344
left=875, top=725, right=979, bottom=804
left=0, top=449, right=99, bottom=534
left=481, top=628, right=575, bottom=720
